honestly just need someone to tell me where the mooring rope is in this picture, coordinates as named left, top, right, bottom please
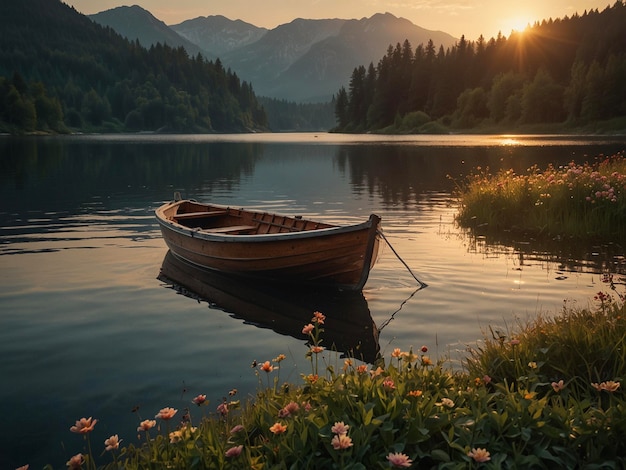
left=377, top=229, right=428, bottom=289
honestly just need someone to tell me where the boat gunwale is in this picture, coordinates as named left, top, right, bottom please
left=155, top=201, right=380, bottom=244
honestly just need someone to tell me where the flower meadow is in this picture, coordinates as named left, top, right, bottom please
left=455, top=152, right=626, bottom=241
left=24, top=289, right=626, bottom=469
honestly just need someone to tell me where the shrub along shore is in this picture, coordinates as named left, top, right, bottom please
left=455, top=152, right=626, bottom=243
left=37, top=292, right=625, bottom=469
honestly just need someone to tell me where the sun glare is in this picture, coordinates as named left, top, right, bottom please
left=501, top=15, right=534, bottom=34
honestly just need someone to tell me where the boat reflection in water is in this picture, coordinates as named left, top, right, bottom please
left=158, top=251, right=380, bottom=363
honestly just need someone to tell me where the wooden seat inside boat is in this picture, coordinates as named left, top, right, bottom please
left=203, top=225, right=258, bottom=234
left=173, top=210, right=228, bottom=221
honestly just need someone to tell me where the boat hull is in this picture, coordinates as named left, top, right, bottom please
left=155, top=200, right=381, bottom=290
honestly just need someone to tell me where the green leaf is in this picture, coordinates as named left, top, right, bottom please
left=431, top=449, right=451, bottom=462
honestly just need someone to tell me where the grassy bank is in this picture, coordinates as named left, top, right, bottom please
left=455, top=152, right=626, bottom=242
left=35, top=291, right=626, bottom=469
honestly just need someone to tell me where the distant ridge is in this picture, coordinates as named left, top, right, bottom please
left=170, top=15, right=267, bottom=56
left=89, top=7, right=457, bottom=102
left=89, top=5, right=214, bottom=59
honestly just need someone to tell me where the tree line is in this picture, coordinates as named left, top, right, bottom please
left=334, top=1, right=626, bottom=132
left=0, top=0, right=268, bottom=134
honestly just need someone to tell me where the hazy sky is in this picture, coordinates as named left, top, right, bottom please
left=64, top=0, right=612, bottom=40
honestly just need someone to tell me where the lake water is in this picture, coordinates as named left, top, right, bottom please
left=2, top=133, right=626, bottom=468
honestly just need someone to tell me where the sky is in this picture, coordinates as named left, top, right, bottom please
left=64, top=0, right=613, bottom=41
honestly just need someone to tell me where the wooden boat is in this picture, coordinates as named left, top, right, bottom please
left=155, top=197, right=381, bottom=291
left=158, top=251, right=380, bottom=363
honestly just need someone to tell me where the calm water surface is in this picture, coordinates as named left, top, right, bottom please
left=1, top=133, right=626, bottom=468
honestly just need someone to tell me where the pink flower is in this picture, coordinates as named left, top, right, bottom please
left=383, top=378, right=396, bottom=391
left=386, top=452, right=413, bottom=467
left=483, top=375, right=492, bottom=384
left=310, top=346, right=325, bottom=354
left=225, top=445, right=243, bottom=458
left=66, top=453, right=84, bottom=469
left=104, top=434, right=121, bottom=451
left=192, top=394, right=207, bottom=406
left=70, top=417, right=97, bottom=434
left=260, top=361, right=274, bottom=373
left=421, top=345, right=428, bottom=353
left=510, top=339, right=520, bottom=346
left=592, top=380, right=621, bottom=392
left=551, top=380, right=565, bottom=392
left=155, top=407, right=177, bottom=420
left=391, top=348, right=403, bottom=358
left=230, top=424, right=245, bottom=434
left=312, top=311, right=325, bottom=324
left=216, top=402, right=229, bottom=416
left=331, top=421, right=350, bottom=435
left=137, top=419, right=156, bottom=432
left=331, top=433, right=353, bottom=450
left=468, top=447, right=491, bottom=463
left=278, top=401, right=300, bottom=418
left=269, top=422, right=287, bottom=434
left=302, top=324, right=315, bottom=335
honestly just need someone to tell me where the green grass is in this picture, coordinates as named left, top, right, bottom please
left=41, top=294, right=626, bottom=469
left=455, top=152, right=626, bottom=242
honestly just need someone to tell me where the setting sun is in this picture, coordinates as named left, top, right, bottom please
left=501, top=15, right=536, bottom=34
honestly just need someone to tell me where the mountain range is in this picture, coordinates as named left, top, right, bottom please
left=89, top=7, right=457, bottom=102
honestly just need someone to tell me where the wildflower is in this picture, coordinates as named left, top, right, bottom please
left=312, top=311, right=325, bottom=324
left=421, top=345, right=428, bottom=353
left=407, top=390, right=423, bottom=398
left=524, top=391, right=537, bottom=400
left=510, top=339, right=520, bottom=346
left=274, top=354, right=286, bottom=362
left=104, top=434, right=121, bottom=451
left=370, top=366, right=384, bottom=378
left=310, top=345, right=325, bottom=354
left=331, top=421, right=350, bottom=435
left=391, top=348, right=403, bottom=358
left=229, top=388, right=238, bottom=396
left=225, top=445, right=243, bottom=458
left=66, top=453, right=84, bottom=469
left=386, top=452, right=413, bottom=467
left=528, top=361, right=537, bottom=369
left=383, top=378, right=396, bottom=391
left=356, top=364, right=368, bottom=374
left=70, top=417, right=97, bottom=434
left=438, top=397, right=454, bottom=408
left=155, top=407, right=177, bottom=420
left=592, top=380, right=621, bottom=392
left=216, top=402, right=229, bottom=416
left=192, top=394, right=207, bottom=406
left=169, top=430, right=183, bottom=443
left=468, top=447, right=491, bottom=463
left=302, top=323, right=314, bottom=335
left=269, top=422, right=287, bottom=434
left=401, top=351, right=418, bottom=363
left=421, top=356, right=433, bottom=366
left=551, top=380, right=565, bottom=392
left=230, top=424, right=245, bottom=434
left=331, top=433, right=353, bottom=450
left=260, top=361, right=275, bottom=373
left=278, top=401, right=300, bottom=418
left=343, top=358, right=353, bottom=369
left=137, top=419, right=156, bottom=432
left=305, top=374, right=319, bottom=384
left=483, top=375, right=492, bottom=384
